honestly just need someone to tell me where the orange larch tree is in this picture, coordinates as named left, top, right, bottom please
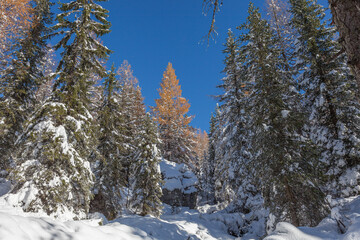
left=193, top=129, right=209, bottom=170
left=0, top=0, right=32, bottom=71
left=153, top=62, right=195, bottom=165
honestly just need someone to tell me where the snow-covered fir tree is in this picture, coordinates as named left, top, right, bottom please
left=201, top=110, right=219, bottom=204
left=90, top=65, right=127, bottom=220
left=0, top=0, right=53, bottom=173
left=243, top=4, right=328, bottom=228
left=10, top=0, right=111, bottom=217
left=213, top=30, right=251, bottom=204
left=116, top=60, right=147, bottom=201
left=290, top=0, right=360, bottom=198
left=131, top=113, right=163, bottom=217
left=265, top=0, right=295, bottom=69
left=211, top=28, right=265, bottom=237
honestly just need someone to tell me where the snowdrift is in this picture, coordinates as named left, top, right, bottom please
left=266, top=196, right=360, bottom=240
left=1, top=176, right=360, bottom=240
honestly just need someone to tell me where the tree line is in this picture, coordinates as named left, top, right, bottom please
left=0, top=0, right=207, bottom=220
left=202, top=0, right=360, bottom=237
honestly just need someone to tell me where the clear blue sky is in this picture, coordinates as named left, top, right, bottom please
left=96, top=0, right=329, bottom=132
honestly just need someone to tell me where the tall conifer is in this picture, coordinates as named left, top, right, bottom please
left=244, top=3, right=328, bottom=228
left=10, top=0, right=111, bottom=217
left=0, top=0, right=53, bottom=172
left=131, top=113, right=163, bottom=217
left=90, top=65, right=127, bottom=220
left=290, top=0, right=360, bottom=197
left=152, top=63, right=195, bottom=165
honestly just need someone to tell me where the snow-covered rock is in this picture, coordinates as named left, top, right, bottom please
left=159, top=160, right=198, bottom=209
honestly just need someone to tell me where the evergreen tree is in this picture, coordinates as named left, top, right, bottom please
left=116, top=60, right=147, bottom=205
left=152, top=63, right=195, bottom=165
left=131, top=113, right=163, bottom=217
left=213, top=30, right=243, bottom=204
left=202, top=112, right=218, bottom=204
left=90, top=65, right=127, bottom=220
left=290, top=0, right=360, bottom=198
left=243, top=4, right=328, bottom=228
left=0, top=0, right=53, bottom=173
left=265, top=0, right=295, bottom=72
left=212, top=29, right=265, bottom=237
left=10, top=0, right=111, bottom=217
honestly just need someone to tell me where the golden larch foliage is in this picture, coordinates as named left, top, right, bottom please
left=193, top=129, right=209, bottom=168
left=0, top=0, right=32, bottom=69
left=153, top=62, right=192, bottom=129
left=152, top=62, right=194, bottom=163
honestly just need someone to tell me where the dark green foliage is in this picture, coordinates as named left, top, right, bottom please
left=53, top=0, right=111, bottom=112
left=290, top=0, right=360, bottom=197
left=201, top=112, right=217, bottom=204
left=242, top=3, right=328, bottom=228
left=90, top=65, right=127, bottom=220
left=131, top=114, right=163, bottom=217
left=10, top=0, right=111, bottom=217
left=11, top=102, right=94, bottom=217
left=213, top=30, right=252, bottom=204
left=0, top=0, right=53, bottom=172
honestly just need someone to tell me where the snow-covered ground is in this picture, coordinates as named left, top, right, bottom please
left=266, top=196, right=360, bottom=240
left=0, top=177, right=234, bottom=240
left=1, top=177, right=360, bottom=240
left=0, top=201, right=234, bottom=240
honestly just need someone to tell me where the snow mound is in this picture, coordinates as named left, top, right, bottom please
left=0, top=212, right=147, bottom=240
left=160, top=160, right=198, bottom=194
left=0, top=203, right=236, bottom=240
left=265, top=196, right=360, bottom=240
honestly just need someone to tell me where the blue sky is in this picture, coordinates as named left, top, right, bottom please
left=95, top=0, right=328, bottom=131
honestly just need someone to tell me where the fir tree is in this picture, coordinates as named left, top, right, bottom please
left=212, top=28, right=265, bottom=237
left=243, top=3, right=328, bottom=228
left=35, top=46, right=56, bottom=106
left=116, top=60, right=147, bottom=205
left=213, top=31, right=241, bottom=203
left=131, top=113, right=163, bottom=217
left=90, top=65, right=127, bottom=220
left=10, top=0, right=111, bottom=217
left=0, top=0, right=53, bottom=173
left=290, top=0, right=360, bottom=198
left=202, top=112, right=218, bottom=204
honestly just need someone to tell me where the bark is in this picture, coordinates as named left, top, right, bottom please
left=284, top=177, right=300, bottom=227
left=329, top=0, right=360, bottom=86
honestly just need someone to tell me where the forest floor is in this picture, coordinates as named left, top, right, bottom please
left=0, top=178, right=360, bottom=240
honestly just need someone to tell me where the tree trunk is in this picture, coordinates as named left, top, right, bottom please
left=284, top=177, right=300, bottom=227
left=329, top=0, right=360, bottom=86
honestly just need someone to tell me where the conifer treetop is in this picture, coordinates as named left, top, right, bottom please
left=154, top=62, right=192, bottom=127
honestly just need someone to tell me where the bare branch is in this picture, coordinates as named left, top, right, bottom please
left=202, top=0, right=222, bottom=43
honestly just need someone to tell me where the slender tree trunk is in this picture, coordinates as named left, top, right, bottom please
left=329, top=0, right=360, bottom=86
left=284, top=176, right=300, bottom=227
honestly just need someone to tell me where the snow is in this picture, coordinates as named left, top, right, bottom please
left=0, top=209, right=234, bottom=240
left=0, top=177, right=239, bottom=240
left=160, top=159, right=198, bottom=194
left=281, top=110, right=290, bottom=118
left=1, top=172, right=360, bottom=240
left=0, top=188, right=235, bottom=240
left=265, top=196, right=360, bottom=240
